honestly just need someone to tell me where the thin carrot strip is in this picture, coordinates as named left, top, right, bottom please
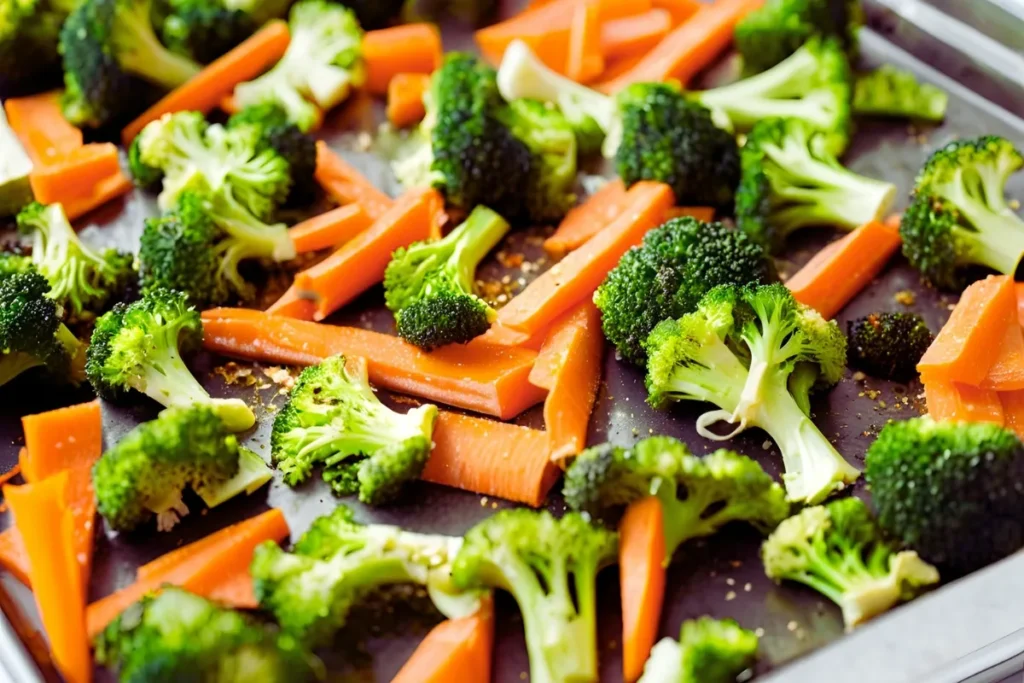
left=391, top=596, right=494, bottom=683
left=664, top=206, right=715, bottom=222
left=619, top=497, right=666, bottom=683
left=363, top=24, right=443, bottom=95
left=28, top=144, right=121, bottom=205
left=266, top=284, right=316, bottom=319
left=387, top=73, right=431, bottom=128
left=925, top=381, right=1004, bottom=425
left=596, top=52, right=647, bottom=83
left=20, top=400, right=103, bottom=482
left=422, top=411, right=557, bottom=506
left=121, top=21, right=291, bottom=145
left=600, top=9, right=673, bottom=60
left=290, top=204, right=372, bottom=254
left=3, top=91, right=83, bottom=166
left=0, top=528, right=30, bottom=586
left=61, top=170, right=134, bottom=221
left=544, top=179, right=630, bottom=258
left=786, top=220, right=902, bottom=320
left=0, top=463, right=19, bottom=487
left=1001, top=390, right=1024, bottom=440
left=314, top=141, right=394, bottom=220
left=651, top=0, right=702, bottom=24
left=1017, top=283, right=1024, bottom=329
left=567, top=1, right=604, bottom=83
left=982, top=320, right=1024, bottom=391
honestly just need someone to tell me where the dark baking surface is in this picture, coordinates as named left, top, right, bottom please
left=1, top=6, right=1024, bottom=683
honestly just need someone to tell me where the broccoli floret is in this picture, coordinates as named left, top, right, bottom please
left=645, top=284, right=859, bottom=504
left=638, top=617, right=759, bottom=683
left=735, top=0, right=863, bottom=74
left=86, top=287, right=256, bottom=431
left=853, top=66, right=948, bottom=122
left=95, top=587, right=322, bottom=682
left=270, top=355, right=438, bottom=504
left=252, top=505, right=477, bottom=647
left=228, top=103, right=318, bottom=207
left=384, top=205, right=510, bottom=350
left=564, top=437, right=789, bottom=560
left=59, top=0, right=202, bottom=128
left=763, top=497, right=939, bottom=627
left=736, top=118, right=897, bottom=252
left=16, top=202, right=134, bottom=322
left=233, top=0, right=364, bottom=133
left=847, top=312, right=932, bottom=381
left=866, top=417, right=1024, bottom=576
left=0, top=0, right=76, bottom=90
left=594, top=216, right=774, bottom=366
left=159, top=0, right=254, bottom=64
left=899, top=136, right=1024, bottom=291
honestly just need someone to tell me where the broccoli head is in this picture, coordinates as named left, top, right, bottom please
left=899, top=136, right=1024, bottom=291
left=270, top=355, right=438, bottom=504
left=452, top=509, right=618, bottom=683
left=853, top=65, right=948, bottom=122
left=228, top=103, right=318, bottom=207
left=159, top=0, right=254, bottom=65
left=735, top=0, right=863, bottom=74
left=384, top=205, right=510, bottom=350
left=0, top=0, right=75, bottom=89
left=594, top=216, right=774, bottom=365
left=847, top=312, right=932, bottom=381
left=866, top=417, right=1024, bottom=576
left=639, top=617, right=759, bottom=683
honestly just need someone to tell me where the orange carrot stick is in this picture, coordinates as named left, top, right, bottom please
left=314, top=141, right=394, bottom=220
left=786, top=220, right=902, bottom=320
left=619, top=496, right=666, bottom=683
left=544, top=179, right=630, bottom=258
left=982, top=320, right=1024, bottom=391
left=664, top=206, right=715, bottom=222
left=20, top=400, right=103, bottom=482
left=567, top=0, right=604, bottom=83
left=391, top=596, right=494, bottom=683
left=600, top=9, right=673, bottom=60
left=290, top=204, right=372, bottom=254
left=0, top=463, right=19, bottom=487
left=387, top=73, right=431, bottom=128
left=3, top=91, right=83, bottom=166
left=61, top=170, right=134, bottom=222
left=201, top=308, right=547, bottom=419
left=1016, top=283, right=1024, bottom=329
left=0, top=527, right=30, bottom=586
left=363, top=24, right=443, bottom=95
left=925, top=381, right=1004, bottom=425
left=494, top=181, right=674, bottom=340
left=121, top=21, right=291, bottom=145
left=28, top=144, right=121, bottom=205
left=1001, top=390, right=1024, bottom=439
left=423, top=411, right=557, bottom=506
left=651, top=0, right=702, bottom=24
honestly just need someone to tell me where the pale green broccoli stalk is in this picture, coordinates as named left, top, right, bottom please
left=638, top=617, right=759, bottom=683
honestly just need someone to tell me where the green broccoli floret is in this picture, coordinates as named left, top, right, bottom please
left=228, top=103, right=318, bottom=207
left=853, top=65, right=948, bottom=122
left=899, top=136, right=1024, bottom=291
left=763, top=497, right=939, bottom=628
left=736, top=118, right=897, bottom=252
left=866, top=417, right=1024, bottom=576
left=270, top=355, right=438, bottom=504
left=735, top=0, right=863, bottom=74
left=0, top=0, right=77, bottom=90
left=847, top=312, right=932, bottom=381
left=86, top=288, right=256, bottom=431
left=233, top=0, right=364, bottom=132
left=59, top=0, right=202, bottom=128
left=95, top=587, right=322, bottom=682
left=252, top=505, right=478, bottom=647
left=384, top=205, right=510, bottom=350
left=564, top=437, right=789, bottom=561
left=16, top=202, right=134, bottom=322
left=638, top=617, right=759, bottom=683
left=159, top=0, right=254, bottom=65
left=594, top=216, right=774, bottom=366
left=452, top=509, right=617, bottom=683
left=645, top=284, right=859, bottom=504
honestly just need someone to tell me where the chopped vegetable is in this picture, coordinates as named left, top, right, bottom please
left=544, top=179, right=629, bottom=257
left=638, top=617, right=758, bottom=683
left=0, top=107, right=34, bottom=216
left=854, top=66, right=948, bottom=122
left=848, top=312, right=933, bottom=381
left=314, top=140, right=394, bottom=220
left=289, top=203, right=371, bottom=253
left=566, top=0, right=603, bottom=83
left=600, top=9, right=672, bottom=61
left=387, top=72, right=431, bottom=128
left=363, top=23, right=444, bottom=95
left=3, top=90, right=83, bottom=166
left=391, top=596, right=494, bottom=683
left=618, top=496, right=665, bottom=682
left=735, top=0, right=863, bottom=74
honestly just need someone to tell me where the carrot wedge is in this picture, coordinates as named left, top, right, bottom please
left=567, top=0, right=604, bottom=83
left=600, top=9, right=673, bottom=60
left=121, top=21, right=291, bottom=145
left=0, top=528, right=30, bottom=586
left=3, top=91, right=83, bottom=166
left=620, top=497, right=666, bottom=683
left=20, top=400, right=103, bottom=482
left=314, top=141, right=394, bottom=220
left=290, top=204, right=372, bottom=254
left=423, top=411, right=557, bottom=506
left=363, top=24, right=443, bottom=95
left=787, top=220, right=902, bottom=320
left=544, top=179, right=630, bottom=258
left=61, top=170, right=134, bottom=221
left=29, top=143, right=121, bottom=205
left=982, top=320, right=1024, bottom=391
left=1017, top=283, right=1024, bottom=328
left=387, top=73, right=431, bottom=128
left=924, top=381, right=1004, bottom=425
left=391, top=596, right=494, bottom=683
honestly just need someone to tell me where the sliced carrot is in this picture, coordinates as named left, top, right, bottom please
left=493, top=181, right=674, bottom=341
left=664, top=206, right=715, bottom=222
left=596, top=52, right=648, bottom=83
left=20, top=400, right=103, bottom=482
left=387, top=73, right=431, bottom=128
left=391, top=596, right=494, bottom=683
left=61, top=170, right=134, bottom=222
left=619, top=496, right=666, bottom=683
left=544, top=179, right=630, bottom=258
left=422, top=411, right=557, bottom=506
left=363, top=24, right=443, bottom=95
left=204, top=571, right=259, bottom=608
left=477, top=321, right=552, bottom=350
left=982, top=320, right=1024, bottom=391
left=786, top=220, right=902, bottom=320
left=28, top=144, right=121, bottom=206
left=1017, top=283, right=1024, bottom=329
left=600, top=9, right=673, bottom=60
left=567, top=1, right=604, bottom=83
left=1001, top=390, right=1024, bottom=439
left=597, top=0, right=765, bottom=93
left=290, top=204, right=372, bottom=254
left=651, top=0, right=702, bottom=24
left=0, top=527, right=30, bottom=586
left=3, top=91, right=83, bottom=166
left=925, top=381, right=1004, bottom=425
left=314, top=141, right=394, bottom=220
left=121, top=21, right=291, bottom=145
left=201, top=308, right=547, bottom=419
left=918, top=275, right=1016, bottom=386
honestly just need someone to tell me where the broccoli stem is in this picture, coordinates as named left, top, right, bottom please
left=0, top=353, right=45, bottom=386
left=114, top=0, right=201, bottom=89
left=943, top=180, right=1024, bottom=275
left=210, top=190, right=296, bottom=262
left=699, top=45, right=817, bottom=106
left=449, top=207, right=511, bottom=290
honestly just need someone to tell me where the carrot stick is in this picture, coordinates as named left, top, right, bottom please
left=786, top=220, right=902, bottom=320
left=619, top=496, right=666, bottom=683
left=363, top=24, right=443, bottom=95
left=20, top=400, right=103, bottom=482
left=567, top=1, right=604, bottom=83
left=314, top=141, right=394, bottom=220
left=61, top=170, right=134, bottom=222
left=530, top=301, right=604, bottom=464
left=600, top=9, right=673, bottom=60
left=651, top=0, right=702, bottom=24
left=422, top=411, right=557, bottom=506
left=28, top=144, right=121, bottom=206
left=982, top=320, right=1024, bottom=391
left=1017, top=283, right=1024, bottom=329
left=924, top=381, right=1004, bottom=425
left=493, top=181, right=674, bottom=340
left=201, top=308, right=547, bottom=419
left=0, top=463, right=19, bottom=487
left=0, top=527, right=30, bottom=586
left=387, top=73, right=431, bottom=128
left=1001, top=390, right=1024, bottom=439
left=664, top=206, right=715, bottom=222
left=5, top=472, right=91, bottom=683
left=391, top=596, right=494, bottom=683
left=121, top=20, right=291, bottom=145
left=597, top=0, right=765, bottom=93
left=918, top=275, right=1017, bottom=386
left=290, top=204, right=372, bottom=254
left=3, top=91, right=83, bottom=166
left=544, top=179, right=630, bottom=258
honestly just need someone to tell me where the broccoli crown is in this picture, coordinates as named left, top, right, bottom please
left=639, top=616, right=759, bottom=683
left=95, top=587, right=322, bottom=683
left=270, top=355, right=438, bottom=504
left=59, top=0, right=201, bottom=128
left=865, top=417, right=1024, bottom=576
left=0, top=268, right=79, bottom=387
left=0, top=0, right=70, bottom=88
left=394, top=291, right=494, bottom=352
left=762, top=497, right=939, bottom=627
left=92, top=405, right=240, bottom=532
left=846, top=312, right=932, bottom=381
left=160, top=0, right=254, bottom=64
left=16, top=202, right=135, bottom=321
left=594, top=216, right=774, bottom=365
left=853, top=65, right=948, bottom=122
left=736, top=118, right=897, bottom=252
left=899, top=136, right=1024, bottom=291
left=452, top=509, right=618, bottom=683
left=564, top=436, right=789, bottom=558
left=735, top=0, right=863, bottom=74
left=615, top=82, right=740, bottom=210
left=228, top=103, right=318, bottom=207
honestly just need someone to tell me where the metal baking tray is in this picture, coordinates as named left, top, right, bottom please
left=2, top=1, right=1024, bottom=681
